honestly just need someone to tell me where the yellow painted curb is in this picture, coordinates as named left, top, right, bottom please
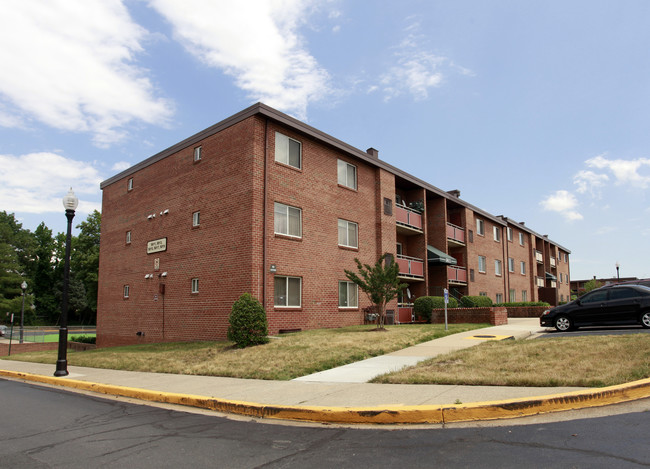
left=1, top=369, right=649, bottom=425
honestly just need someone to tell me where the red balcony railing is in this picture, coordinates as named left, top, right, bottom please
left=395, top=205, right=423, bottom=230
left=396, top=254, right=424, bottom=278
left=448, top=265, right=467, bottom=283
left=446, top=222, right=465, bottom=244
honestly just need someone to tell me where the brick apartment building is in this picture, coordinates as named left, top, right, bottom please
left=97, top=103, right=571, bottom=346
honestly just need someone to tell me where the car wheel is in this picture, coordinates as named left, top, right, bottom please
left=554, top=315, right=572, bottom=332
left=641, top=311, right=650, bottom=329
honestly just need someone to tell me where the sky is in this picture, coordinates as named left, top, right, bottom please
left=1, top=0, right=650, bottom=281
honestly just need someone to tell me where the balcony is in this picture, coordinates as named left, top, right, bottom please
left=397, top=303, right=414, bottom=324
left=550, top=257, right=556, bottom=268
left=395, top=205, right=423, bottom=235
left=446, top=222, right=465, bottom=246
left=396, top=254, right=424, bottom=280
left=448, top=265, right=467, bottom=285
left=535, top=250, right=544, bottom=263
left=536, top=276, right=545, bottom=287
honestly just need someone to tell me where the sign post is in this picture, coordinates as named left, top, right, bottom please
left=443, top=288, right=449, bottom=330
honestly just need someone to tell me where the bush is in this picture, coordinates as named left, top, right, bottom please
left=460, top=295, right=493, bottom=307
left=414, top=296, right=458, bottom=322
left=494, top=301, right=551, bottom=307
left=70, top=335, right=96, bottom=344
left=227, top=293, right=269, bottom=348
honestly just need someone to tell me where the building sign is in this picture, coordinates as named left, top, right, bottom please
left=147, top=238, right=167, bottom=254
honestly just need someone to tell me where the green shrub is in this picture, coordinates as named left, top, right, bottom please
left=414, top=296, right=458, bottom=322
left=227, top=293, right=269, bottom=348
left=494, top=301, right=551, bottom=307
left=460, top=295, right=493, bottom=307
left=70, top=335, right=96, bottom=344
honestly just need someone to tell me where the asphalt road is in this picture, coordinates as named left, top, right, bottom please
left=1, top=379, right=648, bottom=468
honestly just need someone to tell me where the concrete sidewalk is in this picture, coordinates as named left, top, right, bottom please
left=1, top=318, right=649, bottom=425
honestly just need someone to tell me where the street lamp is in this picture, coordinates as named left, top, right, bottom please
left=19, top=281, right=27, bottom=344
left=616, top=262, right=620, bottom=282
left=55, top=188, right=78, bottom=377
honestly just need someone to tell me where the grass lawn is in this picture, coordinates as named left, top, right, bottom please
left=20, top=333, right=96, bottom=343
left=372, top=333, right=650, bottom=387
left=2, top=324, right=482, bottom=380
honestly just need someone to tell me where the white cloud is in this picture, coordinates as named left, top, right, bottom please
left=0, top=152, right=102, bottom=215
left=112, top=161, right=132, bottom=172
left=378, top=21, right=469, bottom=101
left=540, top=190, right=583, bottom=221
left=573, top=170, right=608, bottom=196
left=586, top=154, right=650, bottom=189
left=149, top=0, right=331, bottom=120
left=0, top=0, right=173, bottom=147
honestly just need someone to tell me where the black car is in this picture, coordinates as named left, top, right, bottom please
left=541, top=285, right=650, bottom=331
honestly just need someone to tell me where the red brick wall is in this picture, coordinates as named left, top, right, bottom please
left=505, top=225, right=534, bottom=302
left=466, top=212, right=506, bottom=301
left=430, top=306, right=508, bottom=325
left=0, top=342, right=58, bottom=356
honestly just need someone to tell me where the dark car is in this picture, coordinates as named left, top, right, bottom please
left=541, top=285, right=650, bottom=331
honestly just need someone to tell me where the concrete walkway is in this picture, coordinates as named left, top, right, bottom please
left=1, top=318, right=649, bottom=425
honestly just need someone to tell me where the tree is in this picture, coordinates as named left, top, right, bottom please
left=0, top=212, right=34, bottom=321
left=344, top=254, right=408, bottom=330
left=71, top=210, right=101, bottom=323
left=583, top=278, right=602, bottom=294
left=32, top=223, right=58, bottom=322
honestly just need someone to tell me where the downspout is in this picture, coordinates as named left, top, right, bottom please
left=263, top=119, right=269, bottom=309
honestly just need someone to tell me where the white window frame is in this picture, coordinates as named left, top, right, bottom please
left=123, top=285, right=130, bottom=298
left=496, top=293, right=503, bottom=303
left=275, top=132, right=302, bottom=169
left=478, top=255, right=486, bottom=273
left=274, top=275, right=302, bottom=307
left=274, top=202, right=302, bottom=238
left=522, top=290, right=528, bottom=302
left=519, top=232, right=525, bottom=245
left=193, top=146, right=202, bottom=162
left=476, top=219, right=484, bottom=236
left=338, top=219, right=358, bottom=248
left=507, top=227, right=513, bottom=242
left=509, top=289, right=516, bottom=303
left=520, top=261, right=526, bottom=275
left=127, top=178, right=133, bottom=191
left=192, top=211, right=200, bottom=227
left=126, top=231, right=131, bottom=244
left=495, top=259, right=502, bottom=276
left=508, top=257, right=514, bottom=272
left=191, top=278, right=199, bottom=293
left=337, top=159, right=357, bottom=190
left=493, top=226, right=500, bottom=242
left=338, top=281, right=358, bottom=308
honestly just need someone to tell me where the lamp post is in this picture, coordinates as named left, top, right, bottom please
left=616, top=262, right=620, bottom=282
left=55, top=188, right=78, bottom=377
left=19, top=281, right=27, bottom=344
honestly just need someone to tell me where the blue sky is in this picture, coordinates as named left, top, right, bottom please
left=1, top=0, right=649, bottom=281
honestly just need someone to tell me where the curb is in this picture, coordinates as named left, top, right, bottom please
left=2, top=369, right=649, bottom=424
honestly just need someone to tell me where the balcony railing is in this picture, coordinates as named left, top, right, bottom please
left=448, top=265, right=467, bottom=284
left=446, top=222, right=465, bottom=244
left=397, top=303, right=414, bottom=324
left=395, top=205, right=423, bottom=231
left=536, top=276, right=545, bottom=287
left=535, top=250, right=544, bottom=263
left=396, top=254, right=424, bottom=279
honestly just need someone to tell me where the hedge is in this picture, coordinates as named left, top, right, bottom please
left=460, top=295, right=494, bottom=307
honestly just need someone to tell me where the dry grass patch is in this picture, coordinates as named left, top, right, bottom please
left=372, top=334, right=650, bottom=387
left=3, top=324, right=483, bottom=380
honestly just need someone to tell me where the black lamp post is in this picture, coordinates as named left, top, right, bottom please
left=616, top=262, right=620, bottom=283
left=19, top=280, right=27, bottom=344
left=55, top=188, right=78, bottom=377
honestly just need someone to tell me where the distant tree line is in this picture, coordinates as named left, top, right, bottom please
left=0, top=210, right=100, bottom=326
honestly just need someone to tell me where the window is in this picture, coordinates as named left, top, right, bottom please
left=476, top=219, right=484, bottom=236
left=522, top=290, right=528, bottom=302
left=275, top=132, right=301, bottom=169
left=191, top=278, right=199, bottom=293
left=274, top=276, right=301, bottom=307
left=495, top=259, right=502, bottom=276
left=338, top=219, right=358, bottom=248
left=582, top=290, right=608, bottom=303
left=479, top=292, right=487, bottom=297
left=478, top=256, right=486, bottom=273
left=520, top=261, right=526, bottom=275
left=610, top=288, right=638, bottom=301
left=192, top=211, right=200, bottom=227
left=493, top=226, right=500, bottom=242
left=274, top=202, right=302, bottom=238
left=193, top=146, right=202, bottom=162
left=508, top=257, right=515, bottom=272
left=468, top=230, right=474, bottom=243
left=509, top=289, right=516, bottom=302
left=337, top=159, right=357, bottom=190
left=126, top=231, right=131, bottom=244
left=496, top=293, right=503, bottom=303
left=338, top=281, right=358, bottom=308
left=559, top=273, right=563, bottom=283
left=396, top=242, right=403, bottom=255
left=127, top=178, right=133, bottom=191
left=507, top=227, right=513, bottom=242
left=470, top=269, right=475, bottom=282
left=383, top=198, right=392, bottom=215
left=519, top=233, right=525, bottom=245
left=123, top=285, right=130, bottom=298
